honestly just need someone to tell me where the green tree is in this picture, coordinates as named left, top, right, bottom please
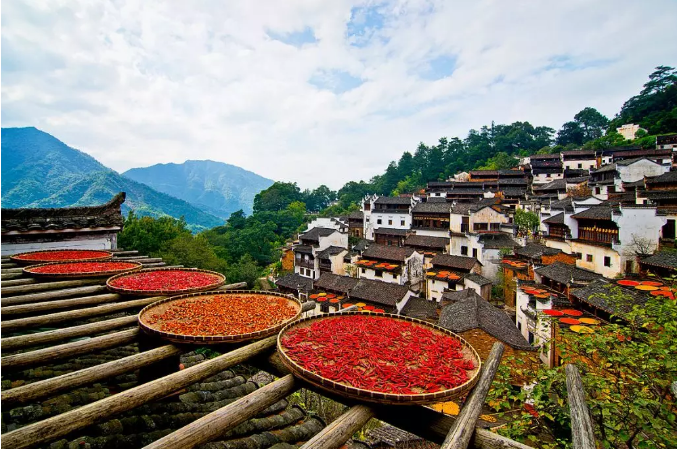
left=226, top=254, right=261, bottom=288
left=253, top=182, right=304, bottom=213
left=488, top=285, right=677, bottom=448
left=556, top=121, right=586, bottom=146
left=118, top=211, right=191, bottom=257
left=306, top=185, right=337, bottom=212
left=477, top=152, right=518, bottom=170
left=574, top=107, right=610, bottom=141
left=161, top=234, right=227, bottom=274
left=514, top=209, right=540, bottom=236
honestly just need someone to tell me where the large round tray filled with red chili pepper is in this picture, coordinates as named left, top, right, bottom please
left=106, top=268, right=226, bottom=296
left=23, top=260, right=143, bottom=279
left=10, top=249, right=113, bottom=266
left=138, top=290, right=302, bottom=344
left=277, top=312, right=482, bottom=405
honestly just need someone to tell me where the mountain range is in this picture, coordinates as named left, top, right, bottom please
left=1, top=127, right=273, bottom=230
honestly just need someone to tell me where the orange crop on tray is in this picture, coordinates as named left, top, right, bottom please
left=109, top=270, right=221, bottom=291
left=281, top=315, right=475, bottom=394
left=29, top=261, right=137, bottom=275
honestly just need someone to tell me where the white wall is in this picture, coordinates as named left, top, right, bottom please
left=533, top=172, right=564, bottom=185
left=359, top=267, right=402, bottom=284
left=1, top=235, right=116, bottom=256
left=617, top=159, right=668, bottom=184
left=564, top=160, right=596, bottom=170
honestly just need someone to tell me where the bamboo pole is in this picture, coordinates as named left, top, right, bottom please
left=441, top=342, right=504, bottom=449
left=0, top=336, right=277, bottom=449
left=1, top=285, right=108, bottom=306
left=110, top=250, right=139, bottom=256
left=1, top=282, right=247, bottom=332
left=1, top=273, right=23, bottom=281
left=1, top=278, right=37, bottom=287
left=1, top=263, right=19, bottom=268
left=144, top=374, right=298, bottom=449
left=1, top=315, right=138, bottom=351
left=2, top=267, right=24, bottom=274
left=2, top=344, right=182, bottom=406
left=1, top=279, right=103, bottom=297
left=112, top=255, right=150, bottom=260
left=143, top=262, right=167, bottom=268
left=2, top=293, right=122, bottom=316
left=1, top=297, right=156, bottom=332
left=565, top=364, right=596, bottom=449
left=301, top=405, right=375, bottom=449
left=1, top=328, right=140, bottom=370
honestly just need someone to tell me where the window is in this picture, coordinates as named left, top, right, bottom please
left=604, top=256, right=611, bottom=267
left=528, top=332, right=535, bottom=344
left=366, top=217, right=370, bottom=223
left=517, top=321, right=522, bottom=331
left=472, top=248, right=478, bottom=258
left=377, top=219, right=382, bottom=225
left=361, top=268, right=366, bottom=274
left=578, top=163, right=582, bottom=168
left=401, top=220, right=405, bottom=226
left=461, top=246, right=468, bottom=256
left=586, top=254, right=593, bottom=262
left=595, top=187, right=601, bottom=195
left=388, top=219, right=393, bottom=225
left=375, top=270, right=382, bottom=277
left=625, top=260, right=634, bottom=273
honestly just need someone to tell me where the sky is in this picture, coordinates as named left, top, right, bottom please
left=2, top=1, right=677, bottom=190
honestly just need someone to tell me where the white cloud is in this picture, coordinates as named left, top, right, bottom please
left=2, top=0, right=676, bottom=189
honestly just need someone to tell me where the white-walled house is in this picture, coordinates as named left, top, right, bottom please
left=561, top=150, right=597, bottom=171
left=293, top=227, right=348, bottom=280
left=356, top=244, right=424, bottom=288
left=589, top=157, right=669, bottom=200
left=425, top=254, right=482, bottom=302
left=362, top=195, right=417, bottom=241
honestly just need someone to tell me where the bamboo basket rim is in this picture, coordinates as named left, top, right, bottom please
left=137, top=290, right=302, bottom=344
left=276, top=311, right=482, bottom=405
left=107, top=267, right=226, bottom=296
left=22, top=260, right=143, bottom=279
left=9, top=249, right=113, bottom=266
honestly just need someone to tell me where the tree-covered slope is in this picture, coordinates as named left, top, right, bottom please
left=1, top=127, right=223, bottom=230
left=123, top=160, right=273, bottom=218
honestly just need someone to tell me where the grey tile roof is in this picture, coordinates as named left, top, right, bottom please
left=412, top=202, right=453, bottom=213
left=477, top=233, right=518, bottom=249
left=293, top=245, right=313, bottom=254
left=566, top=177, right=590, bottom=184
left=592, top=163, right=617, bottom=173
left=543, top=212, right=564, bottom=224
left=570, top=279, right=648, bottom=317
left=349, top=278, right=411, bottom=306
left=616, top=156, right=654, bottom=166
left=275, top=273, right=314, bottom=291
left=374, top=227, right=409, bottom=235
left=646, top=170, right=677, bottom=184
left=374, top=196, right=412, bottom=205
left=450, top=203, right=473, bottom=215
left=347, top=210, right=364, bottom=219
left=571, top=206, right=616, bottom=220
left=431, top=254, right=481, bottom=270
left=534, top=179, right=567, bottom=191
left=562, top=150, right=596, bottom=157
left=352, top=238, right=370, bottom=252
left=515, top=243, right=561, bottom=259
left=535, top=262, right=603, bottom=285
left=300, top=227, right=337, bottom=242
left=464, top=272, right=492, bottom=286
left=438, top=291, right=534, bottom=351
left=316, top=246, right=347, bottom=259
left=404, top=234, right=449, bottom=249
left=314, top=272, right=359, bottom=293
left=361, top=244, right=416, bottom=262
left=641, top=251, right=677, bottom=270
left=399, top=297, right=439, bottom=320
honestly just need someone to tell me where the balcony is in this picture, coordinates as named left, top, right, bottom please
left=319, top=261, right=332, bottom=271
left=296, top=259, right=315, bottom=269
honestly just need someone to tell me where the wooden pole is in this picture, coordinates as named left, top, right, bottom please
left=2, top=344, right=182, bottom=406
left=0, top=336, right=277, bottom=449
left=1, top=328, right=140, bottom=370
left=301, top=405, right=375, bottom=449
left=1, top=279, right=103, bottom=297
left=144, top=374, right=298, bottom=449
left=1, top=282, right=247, bottom=332
left=1, top=297, right=157, bottom=332
left=1, top=315, right=138, bottom=351
left=1, top=278, right=36, bottom=287
left=2, top=293, right=122, bottom=316
left=565, top=364, right=596, bottom=449
left=2, top=267, right=24, bottom=274
left=441, top=342, right=504, bottom=449
left=1, top=285, right=108, bottom=306
left=143, top=262, right=167, bottom=268
left=1, top=273, right=23, bottom=281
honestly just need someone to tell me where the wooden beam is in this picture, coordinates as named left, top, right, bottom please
left=1, top=278, right=37, bottom=287
left=145, top=374, right=298, bottom=449
left=2, top=344, right=182, bottom=406
left=2, top=267, right=24, bottom=274
left=252, top=351, right=531, bottom=449
left=1, top=273, right=23, bottom=281
left=0, top=336, right=277, bottom=449
left=441, top=342, right=504, bottom=449
left=2, top=293, right=122, bottom=316
left=112, top=255, right=150, bottom=260
left=301, top=405, right=375, bottom=449
left=143, top=262, right=167, bottom=268
left=565, top=364, right=596, bottom=449
left=1, top=285, right=109, bottom=306
left=1, top=315, right=138, bottom=351
left=110, top=250, right=139, bottom=256
left=1, top=263, right=19, bottom=268
left=1, top=279, right=103, bottom=297
left=1, top=328, right=139, bottom=370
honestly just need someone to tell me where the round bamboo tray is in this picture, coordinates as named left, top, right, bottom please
left=277, top=312, right=481, bottom=405
left=138, top=290, right=302, bottom=344
left=23, top=260, right=143, bottom=279
left=107, top=267, right=226, bottom=296
left=10, top=249, right=113, bottom=266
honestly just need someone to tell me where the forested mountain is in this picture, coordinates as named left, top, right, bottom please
left=1, top=127, right=223, bottom=230
left=123, top=160, right=273, bottom=218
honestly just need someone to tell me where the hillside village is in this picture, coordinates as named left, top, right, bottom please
left=276, top=132, right=677, bottom=370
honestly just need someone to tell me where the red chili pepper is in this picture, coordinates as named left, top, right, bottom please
left=30, top=261, right=137, bottom=275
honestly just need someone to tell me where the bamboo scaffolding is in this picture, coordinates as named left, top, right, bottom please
left=144, top=374, right=298, bottom=449
left=441, top=342, right=504, bottom=449
left=1, top=328, right=140, bottom=370
left=1, top=315, right=138, bottom=351
left=0, top=336, right=277, bottom=449
left=2, top=344, right=182, bottom=405
left=301, top=405, right=375, bottom=449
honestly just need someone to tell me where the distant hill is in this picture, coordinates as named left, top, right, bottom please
left=123, top=160, right=274, bottom=218
left=1, top=127, right=223, bottom=231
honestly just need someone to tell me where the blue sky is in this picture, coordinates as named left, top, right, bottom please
left=2, top=0, right=676, bottom=189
